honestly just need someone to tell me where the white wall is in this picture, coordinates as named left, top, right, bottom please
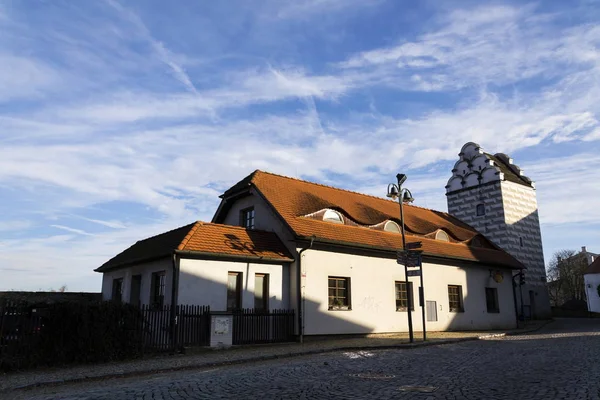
left=300, top=248, right=517, bottom=335
left=100, top=258, right=173, bottom=305
left=178, top=258, right=287, bottom=310
left=585, top=274, right=600, bottom=313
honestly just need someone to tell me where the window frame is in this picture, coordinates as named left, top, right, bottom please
left=476, top=203, right=486, bottom=216
left=485, top=287, right=500, bottom=313
left=227, top=272, right=243, bottom=311
left=328, top=276, right=351, bottom=311
left=447, top=285, right=464, bottom=312
left=240, top=207, right=255, bottom=230
left=151, top=271, right=166, bottom=309
left=395, top=281, right=414, bottom=312
left=112, top=278, right=123, bottom=303
left=254, top=273, right=269, bottom=311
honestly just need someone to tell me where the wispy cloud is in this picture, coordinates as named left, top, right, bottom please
left=51, top=225, right=95, bottom=236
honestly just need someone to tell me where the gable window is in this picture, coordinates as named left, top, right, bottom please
left=476, top=203, right=485, bottom=216
left=112, top=278, right=123, bottom=303
left=227, top=272, right=242, bottom=311
left=448, top=285, right=464, bottom=312
left=328, top=277, right=351, bottom=310
left=254, top=273, right=269, bottom=311
left=435, top=230, right=450, bottom=242
left=151, top=271, right=166, bottom=309
left=395, top=281, right=414, bottom=311
left=240, top=207, right=255, bottom=230
left=384, top=221, right=401, bottom=233
left=485, top=287, right=499, bottom=313
left=323, top=209, right=344, bottom=224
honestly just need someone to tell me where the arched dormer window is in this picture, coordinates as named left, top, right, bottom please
left=476, top=203, right=485, bottom=216
left=435, top=230, right=450, bottom=242
left=323, top=209, right=344, bottom=224
left=383, top=221, right=401, bottom=233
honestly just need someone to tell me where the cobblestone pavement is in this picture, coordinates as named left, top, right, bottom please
left=7, top=319, right=600, bottom=400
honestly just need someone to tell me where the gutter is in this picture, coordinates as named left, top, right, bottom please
left=297, top=236, right=315, bottom=344
left=170, top=252, right=180, bottom=354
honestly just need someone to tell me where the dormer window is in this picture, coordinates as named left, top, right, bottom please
left=435, top=230, right=450, bottom=242
left=240, top=207, right=255, bottom=229
left=384, top=221, right=401, bottom=233
left=476, top=203, right=485, bottom=216
left=323, top=209, right=344, bottom=224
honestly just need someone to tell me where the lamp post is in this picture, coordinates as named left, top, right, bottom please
left=387, top=173, right=415, bottom=343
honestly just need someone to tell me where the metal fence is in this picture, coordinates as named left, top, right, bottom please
left=233, top=309, right=295, bottom=345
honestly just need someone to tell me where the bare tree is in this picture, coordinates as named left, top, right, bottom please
left=547, top=249, right=588, bottom=306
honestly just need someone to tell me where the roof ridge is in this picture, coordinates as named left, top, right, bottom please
left=178, top=221, right=203, bottom=251
left=254, top=170, right=443, bottom=214
left=133, top=221, right=197, bottom=244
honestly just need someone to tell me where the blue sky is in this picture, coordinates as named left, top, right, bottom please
left=2, top=0, right=600, bottom=292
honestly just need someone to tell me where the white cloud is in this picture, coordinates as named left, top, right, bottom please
left=51, top=225, right=95, bottom=236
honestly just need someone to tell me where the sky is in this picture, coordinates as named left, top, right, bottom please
left=1, top=0, right=600, bottom=292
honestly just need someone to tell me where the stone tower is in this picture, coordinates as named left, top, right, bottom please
left=446, top=142, right=551, bottom=319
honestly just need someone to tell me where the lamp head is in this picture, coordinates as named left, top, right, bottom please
left=396, top=173, right=407, bottom=186
left=386, top=184, right=399, bottom=199
left=401, top=189, right=414, bottom=203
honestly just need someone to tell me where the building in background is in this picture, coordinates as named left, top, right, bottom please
left=585, top=257, right=600, bottom=313
left=446, top=142, right=551, bottom=319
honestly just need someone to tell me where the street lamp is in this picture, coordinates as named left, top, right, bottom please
left=387, top=173, right=419, bottom=343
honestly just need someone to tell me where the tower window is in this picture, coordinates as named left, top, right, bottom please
left=476, top=204, right=485, bottom=216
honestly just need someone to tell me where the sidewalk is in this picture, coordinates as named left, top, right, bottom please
left=0, top=320, right=551, bottom=393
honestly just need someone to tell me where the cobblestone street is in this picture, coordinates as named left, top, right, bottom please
left=7, top=319, right=600, bottom=400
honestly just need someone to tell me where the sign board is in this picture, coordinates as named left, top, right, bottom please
left=406, top=269, right=422, bottom=277
left=397, top=250, right=423, bottom=268
left=210, top=314, right=233, bottom=348
left=406, top=241, right=423, bottom=250
left=213, top=317, right=230, bottom=335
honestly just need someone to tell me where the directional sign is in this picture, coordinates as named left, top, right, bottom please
left=406, top=269, right=422, bottom=277
left=406, top=241, right=423, bottom=250
left=397, top=250, right=423, bottom=268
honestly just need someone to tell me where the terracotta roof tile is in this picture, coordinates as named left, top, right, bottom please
left=96, top=222, right=293, bottom=272
left=585, top=257, right=600, bottom=275
left=247, top=170, right=523, bottom=269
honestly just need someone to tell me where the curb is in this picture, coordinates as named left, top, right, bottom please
left=2, top=322, right=552, bottom=393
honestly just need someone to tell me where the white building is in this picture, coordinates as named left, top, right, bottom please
left=585, top=258, right=600, bottom=313
left=98, top=151, right=528, bottom=336
left=446, top=142, right=551, bottom=319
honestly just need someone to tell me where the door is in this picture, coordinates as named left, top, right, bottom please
left=426, top=301, right=438, bottom=322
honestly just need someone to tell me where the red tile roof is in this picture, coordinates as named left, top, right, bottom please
left=230, top=170, right=523, bottom=269
left=585, top=257, right=600, bottom=275
left=96, top=222, right=293, bottom=272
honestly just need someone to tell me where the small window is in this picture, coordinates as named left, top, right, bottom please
left=476, top=203, right=485, bottom=216
left=519, top=237, right=523, bottom=247
left=323, top=209, right=344, bottom=224
left=486, top=287, right=499, bottom=313
left=240, top=207, right=255, bottom=230
left=112, top=278, right=123, bottom=303
left=395, top=281, right=414, bottom=311
left=448, top=285, right=464, bottom=312
left=151, top=271, right=166, bottom=309
left=328, top=277, right=351, bottom=310
left=384, top=221, right=401, bottom=233
left=435, top=230, right=450, bottom=242
left=227, top=272, right=242, bottom=311
left=254, top=273, right=269, bottom=311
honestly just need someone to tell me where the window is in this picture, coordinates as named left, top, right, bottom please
left=151, top=271, right=166, bottom=309
left=519, top=237, right=523, bottom=247
left=448, top=285, right=464, bottom=312
left=254, top=273, right=269, bottom=311
left=384, top=221, right=401, bottom=233
left=112, top=278, right=123, bottom=303
left=435, top=230, right=450, bottom=242
left=240, top=207, right=255, bottom=229
left=476, top=203, right=485, bottom=216
left=485, top=287, right=499, bottom=313
left=470, top=236, right=482, bottom=247
left=328, top=277, right=350, bottom=310
left=130, top=275, right=142, bottom=307
left=395, top=281, right=414, bottom=311
left=227, top=272, right=242, bottom=311
left=323, top=209, right=344, bottom=224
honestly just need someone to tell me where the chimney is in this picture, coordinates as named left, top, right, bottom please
left=582, top=246, right=587, bottom=253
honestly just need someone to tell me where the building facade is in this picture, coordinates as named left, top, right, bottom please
left=446, top=142, right=551, bottom=319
